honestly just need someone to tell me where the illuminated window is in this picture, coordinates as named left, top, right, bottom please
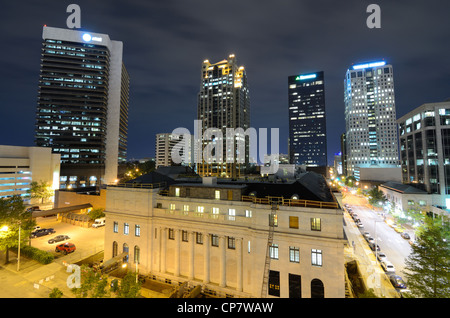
left=311, top=249, right=322, bottom=266
left=289, top=247, right=300, bottom=263
left=269, top=244, right=279, bottom=259
left=311, top=218, right=321, bottom=231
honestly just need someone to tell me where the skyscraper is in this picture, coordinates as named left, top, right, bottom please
left=197, top=54, right=250, bottom=178
left=344, top=60, right=399, bottom=175
left=35, top=26, right=129, bottom=189
left=288, top=71, right=327, bottom=167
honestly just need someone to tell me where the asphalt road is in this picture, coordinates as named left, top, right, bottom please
left=343, top=194, right=414, bottom=278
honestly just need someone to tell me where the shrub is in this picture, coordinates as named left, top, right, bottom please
left=19, top=245, right=54, bottom=264
left=49, top=288, right=63, bottom=298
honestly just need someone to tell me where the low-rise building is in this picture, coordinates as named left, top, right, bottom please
left=0, top=145, right=60, bottom=205
left=104, top=173, right=345, bottom=298
left=379, top=181, right=431, bottom=214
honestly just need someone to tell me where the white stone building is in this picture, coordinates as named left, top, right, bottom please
left=104, top=174, right=345, bottom=298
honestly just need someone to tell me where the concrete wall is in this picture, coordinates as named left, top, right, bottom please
left=55, top=189, right=106, bottom=209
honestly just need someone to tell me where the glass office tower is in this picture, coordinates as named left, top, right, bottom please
left=35, top=26, right=129, bottom=188
left=344, top=61, right=399, bottom=175
left=288, top=71, right=327, bottom=167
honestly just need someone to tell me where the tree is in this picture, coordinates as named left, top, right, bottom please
left=402, top=217, right=450, bottom=298
left=71, top=264, right=110, bottom=298
left=0, top=196, right=36, bottom=263
left=88, top=208, right=105, bottom=221
left=27, top=180, right=54, bottom=204
left=345, top=176, right=357, bottom=187
left=367, top=187, right=387, bottom=207
left=71, top=265, right=141, bottom=298
left=116, top=270, right=141, bottom=298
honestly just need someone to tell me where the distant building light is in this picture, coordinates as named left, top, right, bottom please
left=82, top=33, right=92, bottom=42
left=352, top=61, right=386, bottom=70
left=296, top=74, right=317, bottom=81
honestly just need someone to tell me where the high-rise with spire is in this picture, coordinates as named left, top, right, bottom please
left=197, top=54, right=250, bottom=178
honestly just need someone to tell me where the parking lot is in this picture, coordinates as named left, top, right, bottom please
left=31, top=216, right=104, bottom=262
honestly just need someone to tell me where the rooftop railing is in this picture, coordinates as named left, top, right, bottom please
left=108, top=182, right=167, bottom=189
left=241, top=195, right=338, bottom=209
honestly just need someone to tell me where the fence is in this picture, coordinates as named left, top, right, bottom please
left=241, top=195, right=339, bottom=209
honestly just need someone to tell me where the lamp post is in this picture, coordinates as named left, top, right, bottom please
left=17, top=221, right=21, bottom=272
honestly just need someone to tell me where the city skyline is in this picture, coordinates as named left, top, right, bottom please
left=1, top=1, right=449, bottom=166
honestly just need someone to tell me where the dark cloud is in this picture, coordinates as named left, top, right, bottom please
left=0, top=0, right=449, bottom=164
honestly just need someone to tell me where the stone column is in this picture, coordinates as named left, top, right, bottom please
left=203, top=233, right=210, bottom=284
left=161, top=227, right=166, bottom=273
left=189, top=231, right=195, bottom=279
left=236, top=237, right=243, bottom=292
left=219, top=235, right=226, bottom=287
left=174, top=229, right=181, bottom=276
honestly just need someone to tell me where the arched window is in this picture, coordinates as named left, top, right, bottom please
left=134, top=245, right=140, bottom=264
left=311, top=278, right=324, bottom=298
left=112, top=241, right=118, bottom=257
left=123, top=243, right=129, bottom=263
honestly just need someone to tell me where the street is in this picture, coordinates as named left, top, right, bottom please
left=343, top=193, right=414, bottom=279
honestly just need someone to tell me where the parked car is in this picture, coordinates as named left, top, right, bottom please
left=394, top=226, right=404, bottom=233
left=377, top=252, right=388, bottom=263
left=48, top=235, right=70, bottom=244
left=363, top=232, right=371, bottom=240
left=381, top=261, right=396, bottom=273
left=369, top=242, right=380, bottom=251
left=31, top=228, right=55, bottom=238
left=389, top=275, right=407, bottom=289
left=92, top=217, right=106, bottom=228
left=409, top=239, right=418, bottom=246
left=367, top=237, right=375, bottom=244
left=55, top=242, right=76, bottom=255
left=33, top=226, right=41, bottom=232
left=357, top=222, right=364, bottom=228
left=401, top=232, right=410, bottom=240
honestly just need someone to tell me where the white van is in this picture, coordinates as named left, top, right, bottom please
left=92, top=217, right=106, bottom=228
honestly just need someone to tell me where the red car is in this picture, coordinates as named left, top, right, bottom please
left=55, top=242, right=76, bottom=255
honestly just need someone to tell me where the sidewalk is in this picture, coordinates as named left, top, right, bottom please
left=0, top=250, right=77, bottom=298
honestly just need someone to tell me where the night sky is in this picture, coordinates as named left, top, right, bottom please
left=1, top=0, right=449, bottom=166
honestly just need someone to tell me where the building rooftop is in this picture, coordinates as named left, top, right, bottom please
left=380, top=181, right=428, bottom=194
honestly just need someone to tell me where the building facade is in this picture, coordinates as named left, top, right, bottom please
left=0, top=145, right=60, bottom=204
left=340, top=133, right=348, bottom=176
left=288, top=72, right=327, bottom=167
left=104, top=176, right=345, bottom=298
left=344, top=61, right=399, bottom=175
left=197, top=54, right=250, bottom=178
left=155, top=133, right=179, bottom=169
left=34, top=26, right=129, bottom=189
left=397, top=100, right=450, bottom=208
